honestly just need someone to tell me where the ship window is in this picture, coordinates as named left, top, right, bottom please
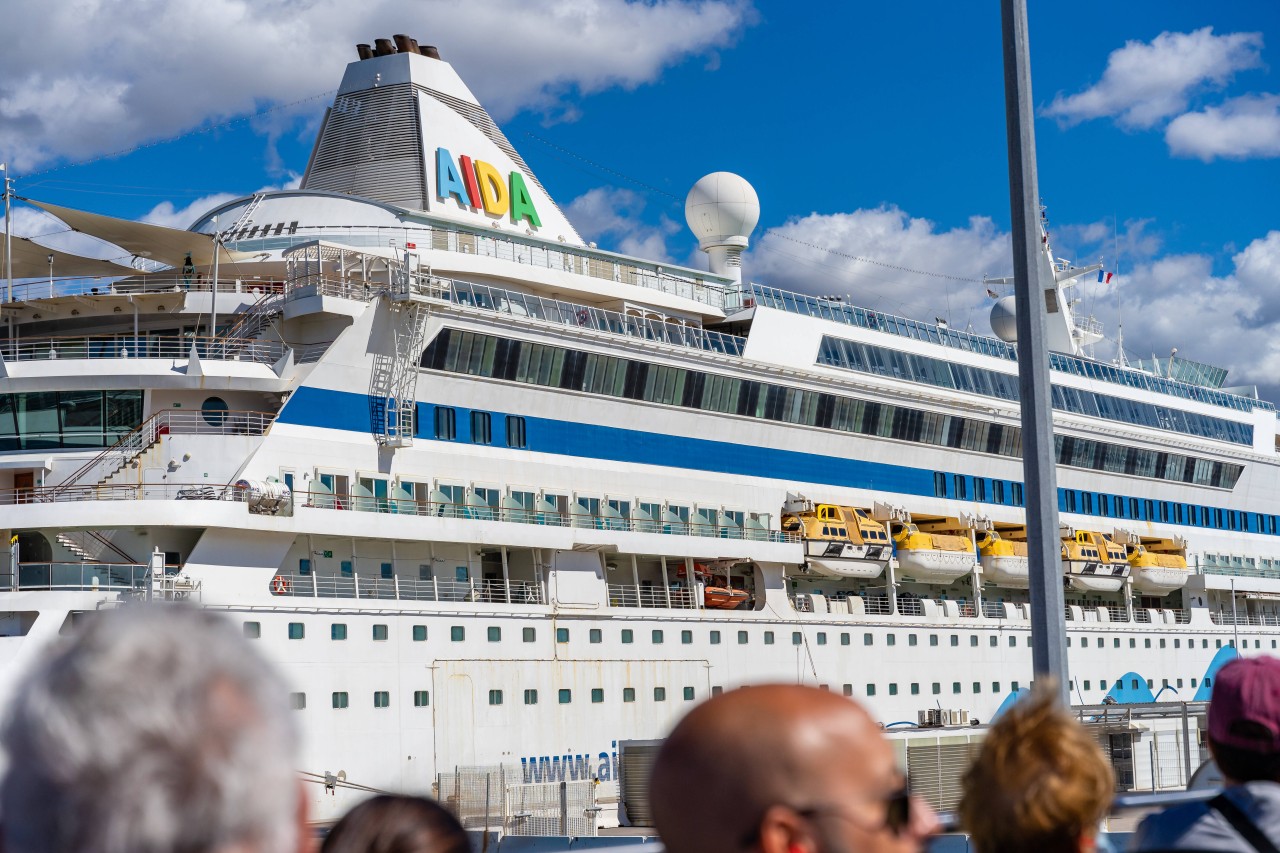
left=373, top=624, right=388, bottom=641
left=993, top=682, right=1001, bottom=693
left=911, top=683, right=920, bottom=695
left=591, top=688, right=604, bottom=704
left=764, top=631, right=775, bottom=645
left=331, top=623, right=347, bottom=641
left=451, top=626, right=465, bottom=642
left=433, top=407, right=457, bottom=440
left=683, top=687, right=695, bottom=701
left=488, top=690, right=503, bottom=706
left=887, top=634, right=896, bottom=646
left=681, top=630, right=692, bottom=644
left=929, top=634, right=939, bottom=647
left=933, top=683, right=942, bottom=695
left=559, top=689, right=572, bottom=704
left=909, top=634, right=918, bottom=647
left=340, top=560, right=353, bottom=576
left=623, top=688, right=635, bottom=703
left=523, top=689, right=538, bottom=705
left=589, top=628, right=602, bottom=644
left=522, top=627, right=535, bottom=642
left=739, top=631, right=749, bottom=644
left=290, top=693, right=305, bottom=710
left=415, top=691, right=430, bottom=707
left=1114, top=638, right=1120, bottom=648
left=1012, top=483, right=1024, bottom=506
left=970, top=635, right=978, bottom=647
left=622, top=629, right=633, bottom=644
left=953, top=683, right=961, bottom=694
left=841, top=632, right=850, bottom=646
left=1203, top=639, right=1209, bottom=648
left=557, top=628, right=569, bottom=643
left=244, top=621, right=261, bottom=639
left=792, top=632, right=802, bottom=645
left=1008, top=636, right=1016, bottom=647
left=990, top=636, right=997, bottom=647
left=298, top=559, right=311, bottom=576
left=1130, top=638, right=1136, bottom=648
left=710, top=631, right=721, bottom=645
left=934, top=473, right=947, bottom=497
left=864, top=633, right=874, bottom=646
left=889, top=683, right=898, bottom=696
left=414, top=625, right=427, bottom=641
left=652, top=630, right=664, bottom=644
left=470, top=411, right=492, bottom=444
left=653, top=687, right=666, bottom=702
left=288, top=622, right=304, bottom=640
left=994, top=481, right=1006, bottom=504
left=1191, top=679, right=1198, bottom=688
left=489, top=627, right=502, bottom=643
left=506, top=416, right=528, bottom=448
left=1159, top=638, right=1165, bottom=648
left=1012, top=681, right=1020, bottom=691
left=951, top=634, right=959, bottom=646
left=332, top=692, right=349, bottom=709
left=817, top=632, right=827, bottom=645
left=954, top=475, right=968, bottom=500
left=375, top=692, right=393, bottom=709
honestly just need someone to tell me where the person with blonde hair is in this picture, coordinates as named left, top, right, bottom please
left=959, top=684, right=1114, bottom=853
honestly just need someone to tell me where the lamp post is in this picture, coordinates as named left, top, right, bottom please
left=47, top=253, right=53, bottom=298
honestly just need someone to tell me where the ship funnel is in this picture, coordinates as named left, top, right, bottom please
left=421, top=44, right=441, bottom=59
left=356, top=43, right=374, bottom=60
left=393, top=34, right=419, bottom=54
left=685, top=172, right=759, bottom=284
left=373, top=38, right=396, bottom=56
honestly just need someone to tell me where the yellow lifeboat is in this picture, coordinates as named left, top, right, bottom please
left=1126, top=537, right=1189, bottom=595
left=891, top=521, right=976, bottom=584
left=1060, top=528, right=1130, bottom=592
left=975, top=529, right=1030, bottom=587
left=781, top=502, right=891, bottom=579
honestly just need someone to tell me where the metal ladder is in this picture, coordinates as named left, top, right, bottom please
left=374, top=298, right=430, bottom=447
left=225, top=193, right=264, bottom=237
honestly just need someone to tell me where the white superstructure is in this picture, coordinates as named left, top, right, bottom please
left=1, top=37, right=1276, bottom=826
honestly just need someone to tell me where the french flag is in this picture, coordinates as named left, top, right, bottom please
left=1097, top=270, right=1114, bottom=284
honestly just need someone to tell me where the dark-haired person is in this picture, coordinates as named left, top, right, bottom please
left=1134, top=656, right=1280, bottom=851
left=322, top=795, right=469, bottom=853
left=649, top=684, right=938, bottom=853
left=960, top=682, right=1114, bottom=853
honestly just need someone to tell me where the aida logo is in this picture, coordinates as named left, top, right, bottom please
left=435, top=147, right=541, bottom=228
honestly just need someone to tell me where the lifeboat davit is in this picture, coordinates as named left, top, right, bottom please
left=891, top=522, right=976, bottom=584
left=1060, top=529, right=1130, bottom=592
left=976, top=530, right=1029, bottom=588
left=782, top=503, right=891, bottom=579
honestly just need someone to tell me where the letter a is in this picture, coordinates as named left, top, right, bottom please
left=509, top=172, right=542, bottom=228
left=436, top=148, right=471, bottom=207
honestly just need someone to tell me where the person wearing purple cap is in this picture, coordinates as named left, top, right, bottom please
left=1133, top=656, right=1280, bottom=852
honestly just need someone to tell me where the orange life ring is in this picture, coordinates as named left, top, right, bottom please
left=271, top=575, right=290, bottom=595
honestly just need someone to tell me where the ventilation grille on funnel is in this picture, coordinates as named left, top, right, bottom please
left=303, top=83, right=426, bottom=209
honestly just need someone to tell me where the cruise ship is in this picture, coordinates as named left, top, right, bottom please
left=2, top=36, right=1277, bottom=827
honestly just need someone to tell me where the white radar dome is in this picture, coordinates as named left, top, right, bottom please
left=990, top=295, right=1018, bottom=344
left=685, top=172, right=760, bottom=251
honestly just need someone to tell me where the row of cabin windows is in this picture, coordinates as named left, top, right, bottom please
left=432, top=408, right=527, bottom=448
left=290, top=691, right=430, bottom=710
left=249, top=622, right=1272, bottom=652
left=852, top=675, right=1215, bottom=699
left=488, top=686, right=696, bottom=705
left=816, top=334, right=1253, bottom=446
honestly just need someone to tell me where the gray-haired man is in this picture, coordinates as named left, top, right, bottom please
left=1, top=605, right=308, bottom=853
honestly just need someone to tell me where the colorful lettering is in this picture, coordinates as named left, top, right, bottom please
left=473, top=160, right=509, bottom=217
left=435, top=148, right=470, bottom=207
left=509, top=172, right=541, bottom=228
left=457, top=154, right=482, bottom=209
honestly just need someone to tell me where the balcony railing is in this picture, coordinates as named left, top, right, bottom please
left=269, top=572, right=545, bottom=605
left=607, top=583, right=697, bottom=609
left=301, top=490, right=799, bottom=544
left=1, top=482, right=242, bottom=505
left=0, top=562, right=149, bottom=592
left=1210, top=611, right=1280, bottom=627
left=0, top=334, right=286, bottom=364
left=7, top=275, right=283, bottom=303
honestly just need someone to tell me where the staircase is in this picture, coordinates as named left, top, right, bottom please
left=55, top=530, right=135, bottom=564
left=217, top=289, right=284, bottom=342
left=44, top=412, right=170, bottom=500
left=371, top=298, right=431, bottom=447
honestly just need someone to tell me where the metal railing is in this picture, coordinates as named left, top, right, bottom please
left=1106, top=604, right=1129, bottom=622
left=1211, top=611, right=1280, bottom=627
left=2, top=482, right=240, bottom=505
left=1199, top=562, right=1280, bottom=580
left=0, top=334, right=285, bottom=364
left=301, top=490, right=799, bottom=543
left=45, top=409, right=275, bottom=499
left=607, top=583, right=697, bottom=609
left=980, top=601, right=1007, bottom=619
left=260, top=224, right=729, bottom=308
left=7, top=275, right=283, bottom=303
left=0, top=562, right=149, bottom=592
left=270, top=573, right=545, bottom=605
left=729, top=282, right=1270, bottom=413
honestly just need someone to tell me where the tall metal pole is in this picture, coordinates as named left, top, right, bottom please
left=210, top=216, right=220, bottom=337
left=3, top=164, right=12, bottom=306
left=1001, top=0, right=1068, bottom=701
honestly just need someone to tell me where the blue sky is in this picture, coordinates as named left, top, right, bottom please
left=3, top=1, right=1279, bottom=393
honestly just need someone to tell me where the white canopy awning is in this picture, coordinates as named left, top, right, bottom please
left=0, top=233, right=142, bottom=278
left=24, top=198, right=255, bottom=268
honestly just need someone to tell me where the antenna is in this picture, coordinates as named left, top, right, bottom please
left=1112, top=214, right=1128, bottom=368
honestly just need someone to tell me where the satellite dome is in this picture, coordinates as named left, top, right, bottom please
left=685, top=172, right=760, bottom=251
left=990, top=296, right=1018, bottom=344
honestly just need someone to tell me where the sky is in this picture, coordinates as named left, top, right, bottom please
left=2, top=0, right=1279, bottom=397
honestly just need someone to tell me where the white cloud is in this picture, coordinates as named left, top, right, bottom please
left=1165, top=93, right=1280, bottom=161
left=1042, top=28, right=1263, bottom=129
left=566, top=186, right=681, bottom=261
left=0, top=0, right=751, bottom=173
left=744, top=206, right=1010, bottom=327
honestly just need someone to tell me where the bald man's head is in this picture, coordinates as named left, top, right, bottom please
left=649, top=685, right=935, bottom=853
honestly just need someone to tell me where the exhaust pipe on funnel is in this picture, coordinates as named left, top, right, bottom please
left=356, top=43, right=373, bottom=60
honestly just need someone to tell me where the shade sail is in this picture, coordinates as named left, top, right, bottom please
left=24, top=198, right=255, bottom=268
left=0, top=233, right=142, bottom=279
